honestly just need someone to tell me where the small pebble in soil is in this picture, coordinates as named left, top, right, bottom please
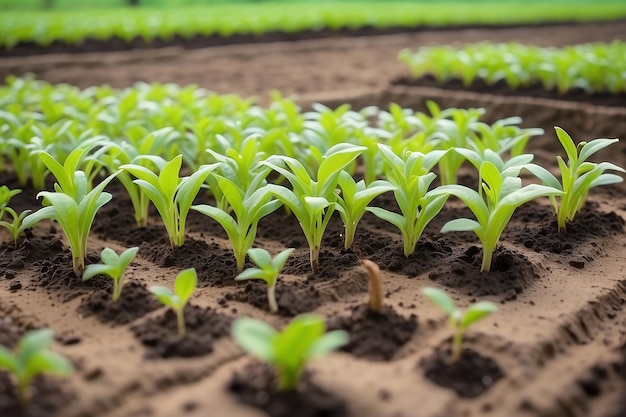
left=569, top=259, right=585, bottom=269
left=9, top=280, right=21, bottom=291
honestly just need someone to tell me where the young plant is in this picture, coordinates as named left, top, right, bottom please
left=150, top=268, right=197, bottom=336
left=524, top=127, right=625, bottom=232
left=231, top=314, right=348, bottom=391
left=422, top=287, right=497, bottom=363
left=121, top=155, right=218, bottom=248
left=367, top=144, right=448, bottom=257
left=0, top=186, right=21, bottom=217
left=191, top=177, right=282, bottom=271
left=235, top=248, right=294, bottom=313
left=82, top=246, right=139, bottom=301
left=263, top=143, right=366, bottom=272
left=0, top=208, right=41, bottom=248
left=30, top=149, right=120, bottom=276
left=0, top=328, right=73, bottom=405
left=431, top=161, right=563, bottom=272
left=335, top=171, right=395, bottom=250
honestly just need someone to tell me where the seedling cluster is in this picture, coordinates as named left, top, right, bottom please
left=0, top=75, right=623, bottom=403
left=0, top=77, right=622, bottom=277
left=400, top=41, right=626, bottom=95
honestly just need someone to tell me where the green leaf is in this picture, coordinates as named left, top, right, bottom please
left=26, top=350, right=73, bottom=378
left=82, top=264, right=113, bottom=282
left=460, top=301, right=497, bottom=330
left=271, top=248, right=295, bottom=270
left=100, top=247, right=119, bottom=265
left=441, top=218, right=480, bottom=233
left=234, top=268, right=267, bottom=281
left=247, top=248, right=273, bottom=267
left=150, top=286, right=174, bottom=306
left=18, top=329, right=54, bottom=364
left=304, top=196, right=330, bottom=214
left=231, top=318, right=277, bottom=362
left=579, top=138, right=620, bottom=162
left=366, top=207, right=405, bottom=231
left=308, top=330, right=349, bottom=357
left=555, top=126, right=578, bottom=163
left=422, top=287, right=458, bottom=316
left=174, top=268, right=197, bottom=305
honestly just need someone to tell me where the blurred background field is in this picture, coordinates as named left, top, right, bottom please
left=1, top=0, right=625, bottom=49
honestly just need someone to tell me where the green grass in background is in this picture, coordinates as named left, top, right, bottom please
left=1, top=2, right=625, bottom=48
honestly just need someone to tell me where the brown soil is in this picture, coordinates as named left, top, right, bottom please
left=1, top=20, right=626, bottom=417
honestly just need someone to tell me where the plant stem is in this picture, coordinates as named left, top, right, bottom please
left=112, top=278, right=122, bottom=302
left=480, top=242, right=495, bottom=272
left=363, top=260, right=383, bottom=312
left=343, top=223, right=356, bottom=251
left=451, top=330, right=463, bottom=363
left=267, top=285, right=278, bottom=314
left=176, top=308, right=186, bottom=336
left=310, top=246, right=319, bottom=273
left=73, top=255, right=84, bottom=277
left=18, top=377, right=30, bottom=406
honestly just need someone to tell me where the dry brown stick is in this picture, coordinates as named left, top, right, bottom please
left=362, top=260, right=383, bottom=312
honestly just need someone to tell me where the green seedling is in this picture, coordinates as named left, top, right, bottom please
left=0, top=208, right=42, bottom=248
left=82, top=247, right=139, bottom=301
left=235, top=248, right=294, bottom=313
left=367, top=144, right=448, bottom=256
left=0, top=328, right=73, bottom=405
left=524, top=127, right=625, bottom=232
left=150, top=268, right=197, bottom=336
left=191, top=178, right=282, bottom=271
left=0, top=186, right=21, bottom=217
left=335, top=171, right=395, bottom=250
left=263, top=143, right=365, bottom=272
left=422, top=287, right=497, bottom=363
left=121, top=155, right=218, bottom=248
left=231, top=315, right=348, bottom=391
left=431, top=161, right=563, bottom=272
left=30, top=149, right=120, bottom=276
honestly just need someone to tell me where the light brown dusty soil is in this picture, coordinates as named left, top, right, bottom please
left=1, top=21, right=626, bottom=417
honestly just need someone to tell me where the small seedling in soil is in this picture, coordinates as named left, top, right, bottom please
left=82, top=246, right=139, bottom=302
left=264, top=143, right=365, bottom=272
left=0, top=328, right=73, bottom=405
left=150, top=268, right=197, bottom=336
left=525, top=126, right=625, bottom=232
left=235, top=248, right=294, bottom=314
left=0, top=186, right=20, bottom=217
left=121, top=155, right=218, bottom=249
left=422, top=287, right=497, bottom=363
left=362, top=259, right=384, bottom=312
left=431, top=160, right=563, bottom=271
left=231, top=315, right=348, bottom=391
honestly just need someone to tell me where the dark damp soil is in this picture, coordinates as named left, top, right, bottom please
left=0, top=373, right=74, bottom=417
left=420, top=347, right=504, bottom=398
left=284, top=249, right=360, bottom=281
left=427, top=245, right=537, bottom=299
left=391, top=75, right=626, bottom=108
left=228, top=362, right=347, bottom=417
left=224, top=280, right=322, bottom=317
left=369, top=237, right=454, bottom=278
left=328, top=304, right=417, bottom=361
left=139, top=238, right=240, bottom=287
left=0, top=318, right=21, bottom=348
left=76, top=281, right=161, bottom=326
left=131, top=304, right=233, bottom=358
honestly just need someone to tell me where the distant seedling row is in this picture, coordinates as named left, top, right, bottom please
left=400, top=41, right=626, bottom=95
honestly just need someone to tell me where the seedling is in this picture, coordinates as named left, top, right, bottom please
left=231, top=315, right=348, bottom=391
left=432, top=161, right=563, bottom=271
left=0, top=328, right=73, bottom=405
left=121, top=155, right=218, bottom=248
left=82, top=247, right=139, bottom=301
left=524, top=127, right=625, bottom=232
left=235, top=248, right=294, bottom=313
left=264, top=143, right=366, bottom=272
left=335, top=171, right=395, bottom=250
left=150, top=268, right=197, bottom=336
left=367, top=144, right=448, bottom=257
left=191, top=178, right=282, bottom=271
left=422, top=287, right=497, bottom=363
left=362, top=259, right=384, bottom=313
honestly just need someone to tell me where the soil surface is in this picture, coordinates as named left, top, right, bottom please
left=1, top=20, right=626, bottom=417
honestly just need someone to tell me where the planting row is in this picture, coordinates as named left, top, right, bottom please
left=399, top=41, right=626, bottom=95
left=2, top=3, right=626, bottom=50
left=0, top=79, right=623, bottom=277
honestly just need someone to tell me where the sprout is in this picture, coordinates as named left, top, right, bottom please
left=231, top=315, right=348, bottom=391
left=82, top=246, right=139, bottom=302
left=235, top=248, right=294, bottom=314
left=0, top=329, right=73, bottom=405
left=525, top=127, right=625, bottom=232
left=150, top=268, right=197, bottom=336
left=422, top=287, right=497, bottom=363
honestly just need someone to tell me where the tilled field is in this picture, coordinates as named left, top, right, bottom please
left=1, top=20, right=626, bottom=417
